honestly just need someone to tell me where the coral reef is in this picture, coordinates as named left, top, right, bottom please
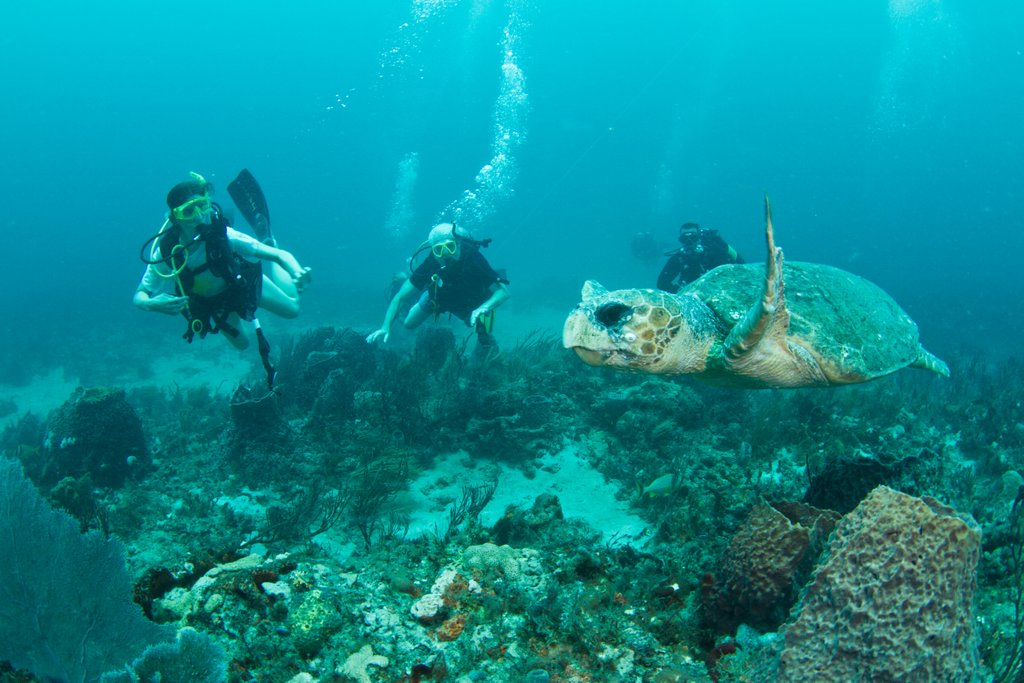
left=339, top=644, right=389, bottom=682
left=702, top=500, right=839, bottom=636
left=229, top=384, right=284, bottom=440
left=41, top=386, right=149, bottom=487
left=102, top=627, right=227, bottom=683
left=0, top=457, right=176, bottom=681
left=804, top=446, right=940, bottom=514
left=5, top=325, right=1023, bottom=682
left=778, top=486, right=981, bottom=682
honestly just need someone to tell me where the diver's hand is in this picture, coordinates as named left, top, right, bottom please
left=366, top=328, right=389, bottom=344
left=293, top=266, right=312, bottom=292
left=146, top=294, right=189, bottom=315
left=470, top=306, right=489, bottom=327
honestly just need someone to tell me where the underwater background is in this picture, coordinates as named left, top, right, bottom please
left=1, top=1, right=1024, bottom=682
left=1, top=0, right=1022, bottom=362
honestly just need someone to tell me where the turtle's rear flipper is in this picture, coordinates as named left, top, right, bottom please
left=912, top=348, right=950, bottom=377
left=228, top=169, right=274, bottom=246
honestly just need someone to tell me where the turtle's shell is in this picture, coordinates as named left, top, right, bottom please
left=683, top=262, right=923, bottom=379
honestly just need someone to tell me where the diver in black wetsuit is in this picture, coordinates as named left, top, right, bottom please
left=657, top=222, right=743, bottom=293
left=366, top=223, right=510, bottom=351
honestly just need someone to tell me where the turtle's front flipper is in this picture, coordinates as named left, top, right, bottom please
left=724, top=195, right=789, bottom=358
left=723, top=196, right=827, bottom=386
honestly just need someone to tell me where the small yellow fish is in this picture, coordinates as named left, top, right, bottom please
left=642, top=473, right=675, bottom=497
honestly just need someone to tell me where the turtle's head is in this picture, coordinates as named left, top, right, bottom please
left=562, top=280, right=714, bottom=375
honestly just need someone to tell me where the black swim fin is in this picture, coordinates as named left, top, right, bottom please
left=227, top=169, right=273, bottom=245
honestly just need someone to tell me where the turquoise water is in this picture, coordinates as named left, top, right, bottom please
left=1, top=0, right=1021, bottom=366
left=2, top=3, right=1024, bottom=680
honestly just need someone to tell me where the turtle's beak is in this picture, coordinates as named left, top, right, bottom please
left=564, top=306, right=622, bottom=366
left=572, top=347, right=605, bottom=366
left=562, top=308, right=587, bottom=349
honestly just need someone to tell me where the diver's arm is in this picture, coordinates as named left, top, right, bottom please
left=480, top=282, right=510, bottom=312
left=133, top=264, right=188, bottom=314
left=133, top=286, right=188, bottom=315
left=470, top=283, right=510, bottom=326
left=705, top=232, right=741, bottom=264
left=657, top=255, right=681, bottom=292
left=367, top=279, right=419, bottom=344
left=253, top=243, right=312, bottom=291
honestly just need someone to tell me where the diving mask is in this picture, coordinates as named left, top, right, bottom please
left=679, top=226, right=703, bottom=252
left=171, top=194, right=212, bottom=222
left=431, top=239, right=458, bottom=258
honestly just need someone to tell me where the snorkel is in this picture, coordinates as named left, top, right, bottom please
left=407, top=240, right=433, bottom=273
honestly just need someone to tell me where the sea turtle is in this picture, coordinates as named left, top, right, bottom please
left=562, top=197, right=949, bottom=388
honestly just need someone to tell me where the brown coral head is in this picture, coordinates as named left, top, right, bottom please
left=252, top=569, right=279, bottom=593
left=435, top=613, right=467, bottom=642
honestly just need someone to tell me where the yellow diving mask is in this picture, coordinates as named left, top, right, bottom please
left=431, top=239, right=457, bottom=258
left=171, top=194, right=212, bottom=222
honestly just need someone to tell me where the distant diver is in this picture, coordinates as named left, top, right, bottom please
left=134, top=170, right=312, bottom=387
left=657, top=221, right=744, bottom=293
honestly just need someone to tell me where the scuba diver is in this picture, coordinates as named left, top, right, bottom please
left=656, top=221, right=743, bottom=293
left=134, top=171, right=312, bottom=386
left=366, top=222, right=510, bottom=352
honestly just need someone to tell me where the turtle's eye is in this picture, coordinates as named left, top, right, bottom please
left=594, top=302, right=632, bottom=328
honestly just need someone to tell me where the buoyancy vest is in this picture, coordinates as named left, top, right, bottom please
left=158, top=206, right=263, bottom=341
